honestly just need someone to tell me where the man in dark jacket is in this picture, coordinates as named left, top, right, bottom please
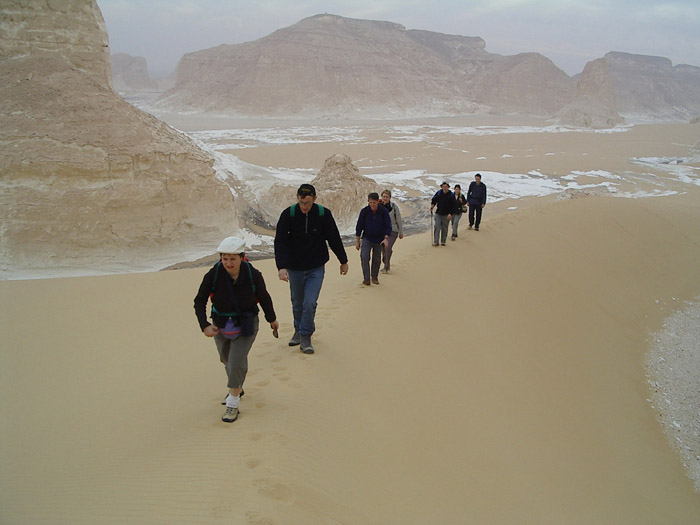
left=355, top=192, right=392, bottom=285
left=430, top=182, right=457, bottom=246
left=467, top=173, right=487, bottom=231
left=274, top=184, right=349, bottom=354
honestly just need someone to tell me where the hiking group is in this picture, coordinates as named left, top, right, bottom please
left=431, top=173, right=487, bottom=246
left=194, top=177, right=483, bottom=423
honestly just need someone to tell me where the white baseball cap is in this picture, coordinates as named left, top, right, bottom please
left=216, top=236, right=246, bottom=254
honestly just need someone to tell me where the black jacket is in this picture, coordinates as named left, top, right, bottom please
left=467, top=181, right=487, bottom=205
left=274, top=203, right=348, bottom=271
left=194, top=261, right=276, bottom=331
left=431, top=190, right=458, bottom=216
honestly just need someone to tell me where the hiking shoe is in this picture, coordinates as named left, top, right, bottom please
left=372, top=278, right=379, bottom=285
left=475, top=227, right=479, bottom=231
left=288, top=331, right=301, bottom=346
left=451, top=236, right=456, bottom=241
left=362, top=279, right=371, bottom=286
left=381, top=268, right=389, bottom=274
left=221, top=390, right=244, bottom=405
left=441, top=243, right=446, bottom=246
left=432, top=242, right=439, bottom=246
left=300, top=334, right=315, bottom=354
left=468, top=225, right=473, bottom=230
left=222, top=406, right=239, bottom=423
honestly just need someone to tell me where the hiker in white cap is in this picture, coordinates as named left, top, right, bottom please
left=194, top=236, right=279, bottom=423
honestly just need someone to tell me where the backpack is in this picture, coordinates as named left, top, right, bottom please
left=210, top=260, right=257, bottom=317
left=289, top=203, right=325, bottom=217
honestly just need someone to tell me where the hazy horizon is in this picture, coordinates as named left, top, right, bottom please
left=98, top=0, right=700, bottom=79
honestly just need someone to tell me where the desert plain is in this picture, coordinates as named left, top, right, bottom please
left=2, top=117, right=700, bottom=524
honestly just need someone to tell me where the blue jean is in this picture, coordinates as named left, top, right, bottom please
left=360, top=238, right=382, bottom=280
left=287, top=266, right=325, bottom=336
left=451, top=213, right=463, bottom=237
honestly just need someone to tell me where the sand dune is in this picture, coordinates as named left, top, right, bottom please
left=2, top=189, right=700, bottom=523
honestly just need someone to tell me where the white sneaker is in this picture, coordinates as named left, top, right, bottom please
left=222, top=406, right=239, bottom=423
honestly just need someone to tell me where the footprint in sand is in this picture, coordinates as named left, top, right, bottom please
left=246, top=511, right=275, bottom=525
left=246, top=458, right=262, bottom=469
left=249, top=431, right=263, bottom=442
left=254, top=478, right=297, bottom=504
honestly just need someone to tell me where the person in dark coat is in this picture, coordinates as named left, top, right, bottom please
left=194, top=236, right=279, bottom=423
left=430, top=182, right=457, bottom=246
left=274, top=184, right=349, bottom=354
left=467, top=173, right=487, bottom=231
left=355, top=192, right=392, bottom=285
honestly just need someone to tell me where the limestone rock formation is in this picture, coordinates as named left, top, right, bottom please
left=156, top=14, right=575, bottom=118
left=603, top=52, right=700, bottom=121
left=0, top=0, right=237, bottom=277
left=260, top=154, right=377, bottom=235
left=309, top=154, right=380, bottom=232
left=556, top=58, right=625, bottom=127
left=111, top=52, right=159, bottom=92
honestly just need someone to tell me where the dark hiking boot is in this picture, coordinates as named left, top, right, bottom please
left=300, top=334, right=315, bottom=354
left=288, top=331, right=301, bottom=346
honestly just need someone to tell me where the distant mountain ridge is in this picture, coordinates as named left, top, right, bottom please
left=155, top=14, right=700, bottom=124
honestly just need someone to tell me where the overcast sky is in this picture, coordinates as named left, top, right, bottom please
left=97, top=0, right=700, bottom=78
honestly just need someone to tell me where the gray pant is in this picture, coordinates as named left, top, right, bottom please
left=360, top=238, right=382, bottom=280
left=434, top=214, right=450, bottom=244
left=213, top=316, right=259, bottom=388
left=382, top=231, right=399, bottom=270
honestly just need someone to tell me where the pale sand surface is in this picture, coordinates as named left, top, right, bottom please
left=3, top=189, right=700, bottom=523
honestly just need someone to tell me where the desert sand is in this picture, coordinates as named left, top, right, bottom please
left=2, top=122, right=700, bottom=524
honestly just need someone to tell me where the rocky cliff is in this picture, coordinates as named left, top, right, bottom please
left=603, top=52, right=700, bottom=121
left=111, top=52, right=159, bottom=92
left=156, top=14, right=575, bottom=118
left=0, top=0, right=237, bottom=277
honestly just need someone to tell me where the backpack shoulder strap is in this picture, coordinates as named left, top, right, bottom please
left=211, top=261, right=222, bottom=293
left=244, top=261, right=256, bottom=294
left=289, top=203, right=324, bottom=217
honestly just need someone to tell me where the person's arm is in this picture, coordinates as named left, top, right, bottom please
left=252, top=268, right=277, bottom=325
left=394, top=203, right=404, bottom=237
left=324, top=208, right=349, bottom=265
left=274, top=208, right=292, bottom=280
left=193, top=269, right=215, bottom=332
left=482, top=185, right=487, bottom=207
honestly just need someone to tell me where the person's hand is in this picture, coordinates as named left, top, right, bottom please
left=481, top=204, right=486, bottom=208
left=340, top=263, right=349, bottom=275
left=381, top=238, right=388, bottom=247
left=278, top=269, right=289, bottom=282
left=270, top=320, right=279, bottom=338
left=447, top=214, right=452, bottom=220
left=355, top=237, right=361, bottom=251
left=203, top=325, right=219, bottom=338
left=399, top=234, right=404, bottom=240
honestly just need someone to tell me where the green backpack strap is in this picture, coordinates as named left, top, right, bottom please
left=289, top=203, right=324, bottom=217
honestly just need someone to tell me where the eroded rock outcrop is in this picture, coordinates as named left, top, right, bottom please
left=111, top=52, right=159, bottom=92
left=604, top=52, right=700, bottom=121
left=157, top=14, right=575, bottom=118
left=556, top=58, right=625, bottom=127
left=0, top=0, right=237, bottom=277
